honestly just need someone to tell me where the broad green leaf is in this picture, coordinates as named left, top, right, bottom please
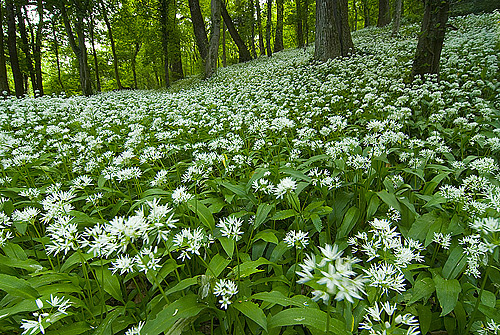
left=377, top=190, right=401, bottom=211
left=142, top=294, right=206, bottom=335
left=233, top=301, right=267, bottom=331
left=2, top=243, right=28, bottom=260
left=206, top=254, right=230, bottom=278
left=165, top=277, right=198, bottom=296
left=434, top=275, right=461, bottom=316
left=253, top=230, right=279, bottom=245
left=408, top=212, right=438, bottom=242
left=416, top=304, right=432, bottom=335
left=92, top=308, right=122, bottom=335
left=218, top=236, right=234, bottom=258
left=271, top=209, right=297, bottom=221
left=254, top=203, right=274, bottom=229
left=0, top=273, right=39, bottom=299
left=407, top=277, right=435, bottom=305
left=140, top=188, right=170, bottom=198
left=94, top=267, right=123, bottom=302
left=310, top=213, right=323, bottom=233
left=0, top=255, right=43, bottom=273
left=46, top=321, right=91, bottom=335
left=252, top=291, right=304, bottom=307
left=303, top=201, right=324, bottom=213
left=186, top=199, right=215, bottom=230
left=268, top=307, right=348, bottom=334
left=229, top=257, right=274, bottom=278
left=60, top=252, right=93, bottom=273
left=336, top=206, right=359, bottom=239
left=442, top=245, right=467, bottom=279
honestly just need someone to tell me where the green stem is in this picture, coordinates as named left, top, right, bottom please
left=325, top=301, right=331, bottom=334
left=465, top=265, right=491, bottom=335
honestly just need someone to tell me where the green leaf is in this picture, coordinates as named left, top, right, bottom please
left=0, top=273, right=39, bottom=299
left=442, top=245, right=467, bottom=279
left=310, top=214, right=323, bottom=233
left=206, top=254, right=230, bottom=278
left=142, top=294, right=206, bottom=335
left=434, top=275, right=461, bottom=316
left=408, top=212, right=438, bottom=242
left=229, top=257, right=274, bottom=278
left=94, top=267, right=123, bottom=302
left=165, top=277, right=198, bottom=296
left=254, top=203, right=274, bottom=229
left=336, top=206, right=359, bottom=239
left=252, top=291, right=304, bottom=307
left=186, top=199, right=215, bottom=230
left=407, top=277, right=435, bottom=305
left=218, top=237, right=235, bottom=258
left=377, top=190, right=401, bottom=211
left=46, top=321, right=91, bottom=335
left=92, top=308, right=122, bottom=335
left=253, top=230, right=279, bottom=245
left=268, top=308, right=348, bottom=334
left=233, top=301, right=267, bottom=331
left=271, top=209, right=297, bottom=221
left=60, top=252, right=93, bottom=273
left=416, top=304, right=432, bottom=335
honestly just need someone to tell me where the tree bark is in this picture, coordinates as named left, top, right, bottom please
left=16, top=6, right=37, bottom=94
left=205, top=0, right=221, bottom=78
left=51, top=18, right=64, bottom=92
left=296, top=0, right=304, bottom=47
left=100, top=0, right=122, bottom=89
left=353, top=0, right=358, bottom=31
left=391, top=0, right=402, bottom=36
left=249, top=0, right=256, bottom=58
left=304, top=0, right=309, bottom=45
left=5, top=0, right=23, bottom=97
left=188, top=0, right=209, bottom=60
left=221, top=2, right=252, bottom=62
left=131, top=42, right=141, bottom=89
left=222, top=21, right=226, bottom=66
left=274, top=0, right=284, bottom=52
left=0, top=3, right=11, bottom=95
left=363, top=0, right=370, bottom=27
left=411, top=0, right=449, bottom=80
left=265, top=0, right=272, bottom=56
left=315, top=0, right=354, bottom=61
left=159, top=0, right=170, bottom=87
left=34, top=0, right=43, bottom=95
left=169, top=0, right=184, bottom=81
left=89, top=14, right=101, bottom=92
left=255, top=0, right=265, bottom=55
left=377, top=0, right=390, bottom=27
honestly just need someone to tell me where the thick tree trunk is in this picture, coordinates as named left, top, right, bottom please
left=274, top=0, right=284, bottom=52
left=16, top=6, right=37, bottom=93
left=391, top=0, right=402, bottom=36
left=188, top=0, right=209, bottom=60
left=222, top=21, right=227, bottom=67
left=100, top=1, right=122, bottom=89
left=89, top=15, right=101, bottom=92
left=249, top=0, right=256, bottom=58
left=304, top=0, right=309, bottom=45
left=132, top=42, right=141, bottom=89
left=0, top=3, right=11, bottom=95
left=159, top=0, right=170, bottom=87
left=221, top=3, right=252, bottom=62
left=170, top=0, right=184, bottom=81
left=363, top=0, right=370, bottom=27
left=51, top=18, right=64, bottom=92
left=354, top=0, right=358, bottom=31
left=34, top=0, right=43, bottom=95
left=255, top=0, right=265, bottom=55
left=205, top=0, right=221, bottom=78
left=411, top=0, right=449, bottom=80
left=5, top=0, right=23, bottom=96
left=265, top=0, right=272, bottom=56
left=296, top=0, right=304, bottom=47
left=377, top=0, right=390, bottom=27
left=315, top=0, right=354, bottom=61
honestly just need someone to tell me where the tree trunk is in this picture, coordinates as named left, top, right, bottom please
left=363, top=0, right=370, bottom=27
left=89, top=14, right=101, bottom=92
left=221, top=3, right=252, bottom=62
left=304, top=0, right=309, bottom=45
left=51, top=19, right=64, bottom=92
left=274, top=0, right=284, bottom=52
left=249, top=0, right=256, bottom=58
left=60, top=1, right=92, bottom=96
left=5, top=0, right=23, bottom=97
left=391, top=0, right=402, bottom=36
left=16, top=6, right=37, bottom=94
left=100, top=0, right=122, bottom=89
left=188, top=0, right=209, bottom=60
left=222, top=21, right=227, bottom=66
left=315, top=0, right=354, bottom=61
left=0, top=3, right=11, bottom=95
left=170, top=0, right=184, bottom=81
left=265, top=0, right=272, bottom=56
left=354, top=0, right=358, bottom=31
left=131, top=42, right=141, bottom=89
left=411, top=0, right=449, bottom=80
left=205, top=0, right=221, bottom=78
left=255, top=0, right=265, bottom=55
left=159, top=0, right=170, bottom=87
left=296, top=0, right=304, bottom=47
left=34, top=0, right=43, bottom=95
left=377, top=0, right=390, bottom=27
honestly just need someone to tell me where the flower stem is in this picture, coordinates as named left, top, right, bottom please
left=465, top=264, right=491, bottom=335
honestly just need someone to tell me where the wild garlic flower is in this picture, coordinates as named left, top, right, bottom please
left=217, top=216, right=243, bottom=241
left=21, top=312, right=49, bottom=335
left=284, top=230, right=309, bottom=249
left=124, top=321, right=145, bottom=335
left=432, top=232, right=452, bottom=249
left=213, top=279, right=238, bottom=309
left=173, top=227, right=207, bottom=261
left=171, top=186, right=194, bottom=204
left=12, top=207, right=40, bottom=223
left=296, top=244, right=366, bottom=304
left=477, top=319, right=500, bottom=335
left=274, top=177, right=297, bottom=199
left=359, top=302, right=420, bottom=335
left=252, top=178, right=275, bottom=195
left=363, top=262, right=406, bottom=294
left=460, top=234, right=489, bottom=278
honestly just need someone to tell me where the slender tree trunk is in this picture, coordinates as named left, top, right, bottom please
left=249, top=0, right=256, bottom=58
left=100, top=0, right=122, bottom=89
left=16, top=6, right=37, bottom=93
left=34, top=0, right=43, bottom=95
left=159, top=0, right=170, bottom=87
left=265, top=0, right=272, bottom=56
left=377, top=0, right=390, bottom=27
left=255, top=0, right=265, bottom=55
left=170, top=0, right=184, bottom=80
left=315, top=0, right=354, bottom=61
left=363, top=0, right=370, bottom=27
left=391, top=0, right=402, bottom=36
left=132, top=42, right=140, bottom=89
left=274, top=0, right=284, bottom=52
left=5, top=0, right=23, bottom=96
left=296, top=0, right=304, bottom=47
left=51, top=19, right=64, bottom=92
left=221, top=2, right=252, bottom=62
left=304, top=0, right=309, bottom=45
left=354, top=0, right=358, bottom=31
left=0, top=3, right=11, bottom=95
left=205, top=0, right=221, bottom=78
left=89, top=15, right=101, bottom=92
left=222, top=21, right=227, bottom=66
left=188, top=0, right=209, bottom=60
left=411, top=0, right=449, bottom=80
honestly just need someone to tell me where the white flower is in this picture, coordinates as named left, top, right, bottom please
left=284, top=230, right=309, bottom=249
left=171, top=186, right=194, bottom=204
left=217, top=216, right=244, bottom=241
left=274, top=177, right=296, bottom=199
